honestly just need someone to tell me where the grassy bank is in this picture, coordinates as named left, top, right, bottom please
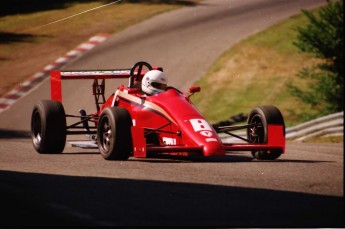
left=192, top=10, right=322, bottom=127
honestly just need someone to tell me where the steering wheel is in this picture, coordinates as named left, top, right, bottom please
left=129, top=61, right=152, bottom=88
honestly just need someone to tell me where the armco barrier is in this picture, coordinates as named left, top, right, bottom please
left=286, top=111, right=343, bottom=142
left=220, top=111, right=343, bottom=143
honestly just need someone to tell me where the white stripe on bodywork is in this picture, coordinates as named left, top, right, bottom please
left=113, top=90, right=177, bottom=125
left=111, top=90, right=120, bottom=107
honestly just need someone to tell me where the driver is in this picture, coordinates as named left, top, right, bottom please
left=141, top=70, right=168, bottom=95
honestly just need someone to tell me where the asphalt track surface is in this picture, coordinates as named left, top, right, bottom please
left=0, top=0, right=343, bottom=227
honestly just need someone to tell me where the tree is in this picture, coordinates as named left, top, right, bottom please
left=289, top=0, right=343, bottom=113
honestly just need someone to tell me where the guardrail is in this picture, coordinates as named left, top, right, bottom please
left=286, top=111, right=343, bottom=142
left=219, top=111, right=343, bottom=143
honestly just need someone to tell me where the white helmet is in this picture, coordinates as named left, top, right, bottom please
left=141, top=70, right=168, bottom=95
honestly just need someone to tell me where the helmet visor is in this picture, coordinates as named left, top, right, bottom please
left=151, top=82, right=167, bottom=90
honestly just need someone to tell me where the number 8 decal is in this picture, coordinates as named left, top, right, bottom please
left=190, top=119, right=212, bottom=132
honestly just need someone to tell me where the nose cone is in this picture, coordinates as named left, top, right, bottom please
left=203, top=141, right=225, bottom=156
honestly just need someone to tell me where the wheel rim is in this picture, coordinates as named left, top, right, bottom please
left=100, top=116, right=112, bottom=152
left=32, top=110, right=42, bottom=145
left=249, top=114, right=264, bottom=143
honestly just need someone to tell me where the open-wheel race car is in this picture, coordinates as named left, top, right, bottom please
left=31, top=61, right=285, bottom=160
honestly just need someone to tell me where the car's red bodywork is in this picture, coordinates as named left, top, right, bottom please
left=47, top=63, right=285, bottom=159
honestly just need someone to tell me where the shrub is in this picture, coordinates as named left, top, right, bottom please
left=289, top=0, right=343, bottom=113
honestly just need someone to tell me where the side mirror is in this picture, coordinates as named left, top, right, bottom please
left=189, top=86, right=201, bottom=94
left=188, top=86, right=201, bottom=99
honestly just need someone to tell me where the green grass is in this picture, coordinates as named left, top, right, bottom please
left=192, top=11, right=323, bottom=127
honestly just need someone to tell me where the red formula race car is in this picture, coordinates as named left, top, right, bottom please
left=31, top=61, right=285, bottom=160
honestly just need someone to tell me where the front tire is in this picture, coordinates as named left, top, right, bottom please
left=31, top=100, right=66, bottom=154
left=97, top=107, right=132, bottom=160
left=247, top=105, right=285, bottom=160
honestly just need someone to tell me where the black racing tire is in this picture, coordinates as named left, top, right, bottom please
left=31, top=100, right=66, bottom=154
left=97, top=107, right=132, bottom=160
left=247, top=105, right=285, bottom=160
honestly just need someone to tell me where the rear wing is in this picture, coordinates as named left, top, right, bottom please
left=50, top=69, right=137, bottom=102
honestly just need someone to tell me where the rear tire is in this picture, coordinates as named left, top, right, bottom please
left=97, top=107, right=132, bottom=160
left=31, top=100, right=66, bottom=154
left=247, top=105, right=285, bottom=160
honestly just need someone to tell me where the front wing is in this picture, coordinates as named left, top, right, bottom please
left=69, top=125, right=285, bottom=157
